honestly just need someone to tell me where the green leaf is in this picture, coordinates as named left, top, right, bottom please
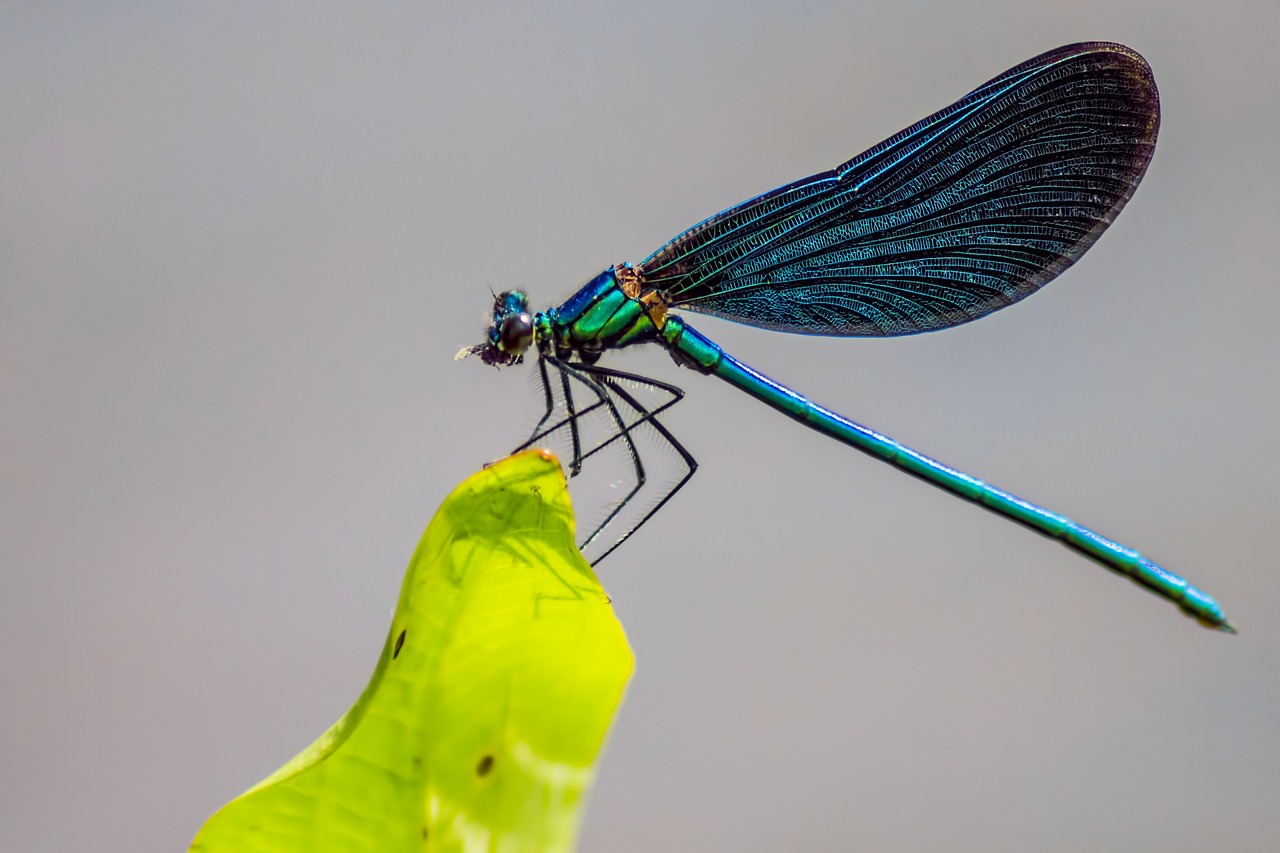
left=190, top=449, right=633, bottom=852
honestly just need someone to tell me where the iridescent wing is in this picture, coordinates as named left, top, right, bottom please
left=638, top=42, right=1159, bottom=337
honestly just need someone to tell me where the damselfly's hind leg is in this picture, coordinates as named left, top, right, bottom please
left=573, top=364, right=697, bottom=565
left=514, top=359, right=696, bottom=564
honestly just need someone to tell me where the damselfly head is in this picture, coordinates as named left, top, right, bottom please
left=457, top=289, right=534, bottom=366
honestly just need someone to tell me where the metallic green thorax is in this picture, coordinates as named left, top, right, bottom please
left=539, top=267, right=665, bottom=360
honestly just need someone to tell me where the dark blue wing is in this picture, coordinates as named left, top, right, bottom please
left=637, top=43, right=1159, bottom=337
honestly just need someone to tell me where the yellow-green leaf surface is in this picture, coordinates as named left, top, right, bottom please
left=190, top=449, right=633, bottom=852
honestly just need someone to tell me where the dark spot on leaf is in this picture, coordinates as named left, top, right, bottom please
left=422, top=827, right=429, bottom=840
left=393, top=629, right=406, bottom=659
left=476, top=754, right=494, bottom=777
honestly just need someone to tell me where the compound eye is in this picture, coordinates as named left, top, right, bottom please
left=499, top=312, right=534, bottom=353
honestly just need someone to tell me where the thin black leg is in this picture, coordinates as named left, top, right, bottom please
left=516, top=357, right=607, bottom=456
left=530, top=357, right=556, bottom=441
left=573, top=364, right=698, bottom=564
left=512, top=359, right=698, bottom=564
left=557, top=359, right=584, bottom=476
left=543, top=356, right=648, bottom=551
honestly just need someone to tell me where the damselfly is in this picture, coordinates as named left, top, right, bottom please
left=460, top=42, right=1232, bottom=631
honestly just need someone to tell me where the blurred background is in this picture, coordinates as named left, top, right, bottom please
left=4, top=2, right=1278, bottom=850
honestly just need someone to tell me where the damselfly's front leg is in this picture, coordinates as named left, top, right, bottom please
left=517, top=356, right=606, bottom=469
left=516, top=360, right=696, bottom=563
left=542, top=357, right=647, bottom=549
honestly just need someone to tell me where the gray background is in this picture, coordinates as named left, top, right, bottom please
left=5, top=2, right=1278, bottom=850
